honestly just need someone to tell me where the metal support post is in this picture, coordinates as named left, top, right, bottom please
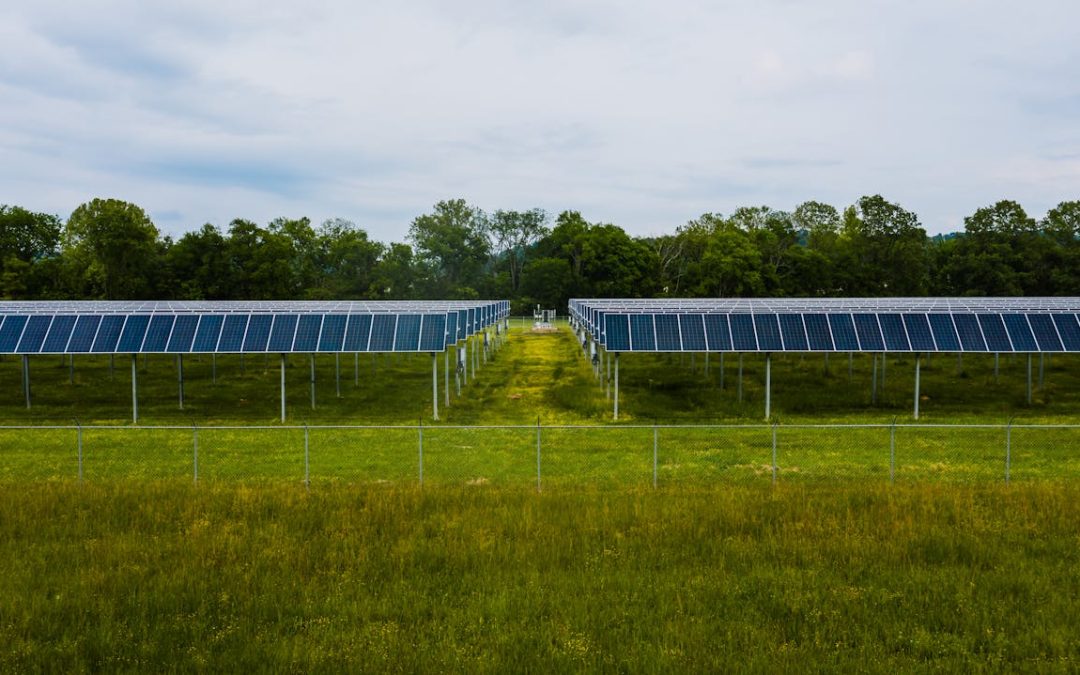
left=913, top=354, right=921, bottom=420
left=764, top=353, right=772, bottom=420
left=177, top=354, right=185, bottom=410
left=304, top=424, right=310, bottom=490
left=462, top=342, right=468, bottom=385
left=212, top=354, right=217, bottom=385
left=280, top=354, right=286, bottom=422
left=1005, top=419, right=1012, bottom=484
left=613, top=353, right=620, bottom=421
left=881, top=352, right=886, bottom=391
left=890, top=418, right=896, bottom=483
left=22, top=355, right=30, bottom=409
left=77, top=421, right=83, bottom=481
left=431, top=353, right=439, bottom=421
left=605, top=351, right=611, bottom=400
left=653, top=424, right=658, bottom=489
left=418, top=420, right=424, bottom=485
left=335, top=353, right=341, bottom=398
left=471, top=335, right=477, bottom=380
left=131, top=354, right=139, bottom=424
left=310, top=354, right=316, bottom=410
left=444, top=350, right=450, bottom=408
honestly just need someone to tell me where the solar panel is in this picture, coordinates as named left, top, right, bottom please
left=678, top=315, right=706, bottom=351
left=0, top=316, right=27, bottom=352
left=778, top=314, right=808, bottom=351
left=605, top=314, right=630, bottom=351
left=395, top=314, right=422, bottom=352
left=852, top=314, right=884, bottom=351
left=654, top=314, right=681, bottom=351
left=42, top=315, right=77, bottom=353
left=1003, top=314, right=1037, bottom=352
left=803, top=314, right=833, bottom=351
left=191, top=315, right=224, bottom=352
left=629, top=314, right=655, bottom=351
left=92, top=316, right=126, bottom=353
left=952, top=314, right=986, bottom=351
left=116, top=315, right=150, bottom=352
left=878, top=314, right=910, bottom=351
left=293, top=315, right=322, bottom=352
left=16, top=315, right=52, bottom=353
left=343, top=314, right=372, bottom=351
left=927, top=314, right=960, bottom=351
left=976, top=314, right=1011, bottom=352
left=267, top=315, right=299, bottom=352
left=68, top=315, right=103, bottom=352
left=754, top=314, right=783, bottom=351
left=703, top=314, right=731, bottom=351
left=827, top=314, right=858, bottom=351
left=141, top=315, right=174, bottom=352
left=457, top=310, right=468, bottom=341
left=1053, top=314, right=1080, bottom=351
left=369, top=314, right=396, bottom=352
left=1027, top=314, right=1063, bottom=352
left=242, top=314, right=273, bottom=352
left=444, top=312, right=458, bottom=347
left=216, top=315, right=249, bottom=352
left=419, top=315, right=447, bottom=351
left=167, top=315, right=199, bottom=352
left=730, top=314, right=757, bottom=351
left=318, top=314, right=347, bottom=352
left=902, top=314, right=935, bottom=352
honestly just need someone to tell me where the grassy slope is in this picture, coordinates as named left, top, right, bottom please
left=1, top=483, right=1077, bottom=672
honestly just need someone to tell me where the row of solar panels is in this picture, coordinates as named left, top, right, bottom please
left=0, top=311, right=501, bottom=354
left=0, top=300, right=511, bottom=319
left=598, top=312, right=1080, bottom=353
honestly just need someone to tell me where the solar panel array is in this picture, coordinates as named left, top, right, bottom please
left=0, top=301, right=509, bottom=355
left=569, top=298, right=1080, bottom=354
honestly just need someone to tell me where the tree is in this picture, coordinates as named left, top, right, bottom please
left=310, top=218, right=384, bottom=299
left=62, top=198, right=161, bottom=299
left=0, top=205, right=62, bottom=299
left=166, top=224, right=231, bottom=299
left=370, top=243, right=418, bottom=299
left=839, top=195, right=928, bottom=295
left=487, top=208, right=549, bottom=294
left=408, top=199, right=490, bottom=297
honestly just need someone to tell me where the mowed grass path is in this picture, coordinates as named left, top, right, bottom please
left=2, top=483, right=1078, bottom=671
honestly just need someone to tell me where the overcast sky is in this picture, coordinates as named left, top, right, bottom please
left=2, top=0, right=1078, bottom=240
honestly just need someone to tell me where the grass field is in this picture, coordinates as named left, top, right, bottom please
left=2, top=482, right=1078, bottom=671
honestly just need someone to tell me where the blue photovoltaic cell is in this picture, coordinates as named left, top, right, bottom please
left=241, top=315, right=272, bottom=352
left=597, top=312, right=606, bottom=345
left=395, top=314, right=422, bottom=351
left=951, top=314, right=986, bottom=351
left=67, top=315, right=103, bottom=352
left=92, top=315, right=125, bottom=353
left=216, top=315, right=249, bottom=352
left=730, top=314, right=757, bottom=351
left=754, top=314, right=783, bottom=351
left=878, top=314, right=910, bottom=351
left=703, top=315, right=731, bottom=351
left=778, top=314, right=808, bottom=351
left=140, top=315, right=174, bottom=352
left=654, top=314, right=681, bottom=351
left=16, top=316, right=52, bottom=353
left=444, top=313, right=458, bottom=347
left=827, top=314, right=858, bottom=351
left=293, top=315, right=322, bottom=352
left=419, top=315, right=446, bottom=351
left=927, top=314, right=960, bottom=352
left=116, top=315, right=150, bottom=352
left=679, top=315, right=706, bottom=351
left=605, top=314, right=630, bottom=351
left=1003, top=314, right=1037, bottom=352
left=318, top=314, right=347, bottom=352
left=41, top=315, right=77, bottom=353
left=630, top=314, right=655, bottom=351
left=369, top=314, right=396, bottom=352
left=977, top=314, right=1012, bottom=352
left=267, top=315, right=299, bottom=352
left=803, top=314, right=833, bottom=351
left=902, top=314, right=936, bottom=351
left=0, top=316, right=27, bottom=352
left=852, top=314, right=884, bottom=351
left=192, top=315, right=224, bottom=352
left=167, top=315, right=199, bottom=352
left=457, top=310, right=467, bottom=340
left=1027, top=314, right=1063, bottom=352
left=343, top=314, right=372, bottom=351
left=467, top=309, right=475, bottom=335
left=1053, top=314, right=1080, bottom=351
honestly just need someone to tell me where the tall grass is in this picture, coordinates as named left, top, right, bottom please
left=1, top=483, right=1077, bottom=671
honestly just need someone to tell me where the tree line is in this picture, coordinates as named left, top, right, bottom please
left=2, top=195, right=1078, bottom=312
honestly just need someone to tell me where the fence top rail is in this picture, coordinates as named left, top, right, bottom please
left=1, top=423, right=1080, bottom=431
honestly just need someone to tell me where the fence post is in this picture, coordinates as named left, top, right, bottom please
left=75, top=419, right=83, bottom=482
left=1005, top=419, right=1012, bottom=485
left=304, top=423, right=310, bottom=490
left=193, top=422, right=199, bottom=485
left=653, top=423, right=658, bottom=489
left=536, top=416, right=542, bottom=493
left=771, top=423, right=778, bottom=485
left=889, top=417, right=896, bottom=484
left=418, top=418, right=424, bottom=486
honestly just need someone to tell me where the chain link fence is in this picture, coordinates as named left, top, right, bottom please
left=0, top=423, right=1077, bottom=487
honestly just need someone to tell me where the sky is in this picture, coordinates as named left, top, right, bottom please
left=2, top=0, right=1078, bottom=241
